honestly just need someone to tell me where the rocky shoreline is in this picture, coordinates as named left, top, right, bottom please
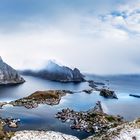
left=0, top=90, right=124, bottom=140
left=9, top=90, right=73, bottom=109
left=0, top=117, right=140, bottom=140
left=0, top=56, right=140, bottom=140
left=0, top=74, right=136, bottom=140
left=0, top=119, right=79, bottom=140
left=55, top=101, right=123, bottom=134
left=0, top=91, right=139, bottom=140
left=0, top=118, right=16, bottom=139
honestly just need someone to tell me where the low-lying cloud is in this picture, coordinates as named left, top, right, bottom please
left=0, top=0, right=140, bottom=75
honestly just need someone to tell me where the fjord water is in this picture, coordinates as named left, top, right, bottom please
left=0, top=75, right=140, bottom=139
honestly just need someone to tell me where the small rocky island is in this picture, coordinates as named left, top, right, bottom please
left=55, top=101, right=123, bottom=134
left=82, top=87, right=118, bottom=99
left=100, top=89, right=118, bottom=99
left=0, top=57, right=25, bottom=85
left=21, top=60, right=85, bottom=82
left=10, top=90, right=73, bottom=109
left=88, top=80, right=105, bottom=89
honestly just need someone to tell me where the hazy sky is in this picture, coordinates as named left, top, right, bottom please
left=0, top=0, right=140, bottom=74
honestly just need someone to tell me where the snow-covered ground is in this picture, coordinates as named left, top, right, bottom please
left=114, top=128, right=140, bottom=140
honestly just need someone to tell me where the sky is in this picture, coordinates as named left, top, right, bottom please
left=0, top=0, right=140, bottom=74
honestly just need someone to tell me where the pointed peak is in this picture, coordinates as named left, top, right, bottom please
left=46, top=60, right=64, bottom=67
left=46, top=60, right=61, bottom=71
left=47, top=60, right=58, bottom=66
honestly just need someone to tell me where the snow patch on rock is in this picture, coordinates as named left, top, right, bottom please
left=114, top=128, right=140, bottom=140
left=10, top=131, right=79, bottom=140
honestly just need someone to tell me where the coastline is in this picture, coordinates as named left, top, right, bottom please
left=0, top=75, right=140, bottom=139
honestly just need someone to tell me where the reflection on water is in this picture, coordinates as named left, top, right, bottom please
left=0, top=75, right=140, bottom=139
left=0, top=76, right=89, bottom=101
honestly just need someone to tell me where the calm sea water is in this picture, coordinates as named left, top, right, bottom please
left=0, top=75, right=140, bottom=139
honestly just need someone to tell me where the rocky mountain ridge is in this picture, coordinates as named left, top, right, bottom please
left=0, top=57, right=25, bottom=85
left=21, top=60, right=85, bottom=82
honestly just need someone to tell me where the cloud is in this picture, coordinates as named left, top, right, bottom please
left=0, top=0, right=140, bottom=74
left=101, top=0, right=140, bottom=35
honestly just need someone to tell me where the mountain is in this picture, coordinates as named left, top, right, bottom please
left=21, top=60, right=85, bottom=82
left=0, top=57, right=25, bottom=85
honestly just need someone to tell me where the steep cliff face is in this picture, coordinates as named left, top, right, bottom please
left=0, top=57, right=25, bottom=85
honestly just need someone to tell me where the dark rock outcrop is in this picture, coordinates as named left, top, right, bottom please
left=88, top=80, right=98, bottom=88
left=100, top=89, right=118, bottom=99
left=129, top=94, right=140, bottom=98
left=87, top=80, right=105, bottom=89
left=21, top=61, right=85, bottom=82
left=0, top=57, right=25, bottom=85
left=82, top=89, right=93, bottom=94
